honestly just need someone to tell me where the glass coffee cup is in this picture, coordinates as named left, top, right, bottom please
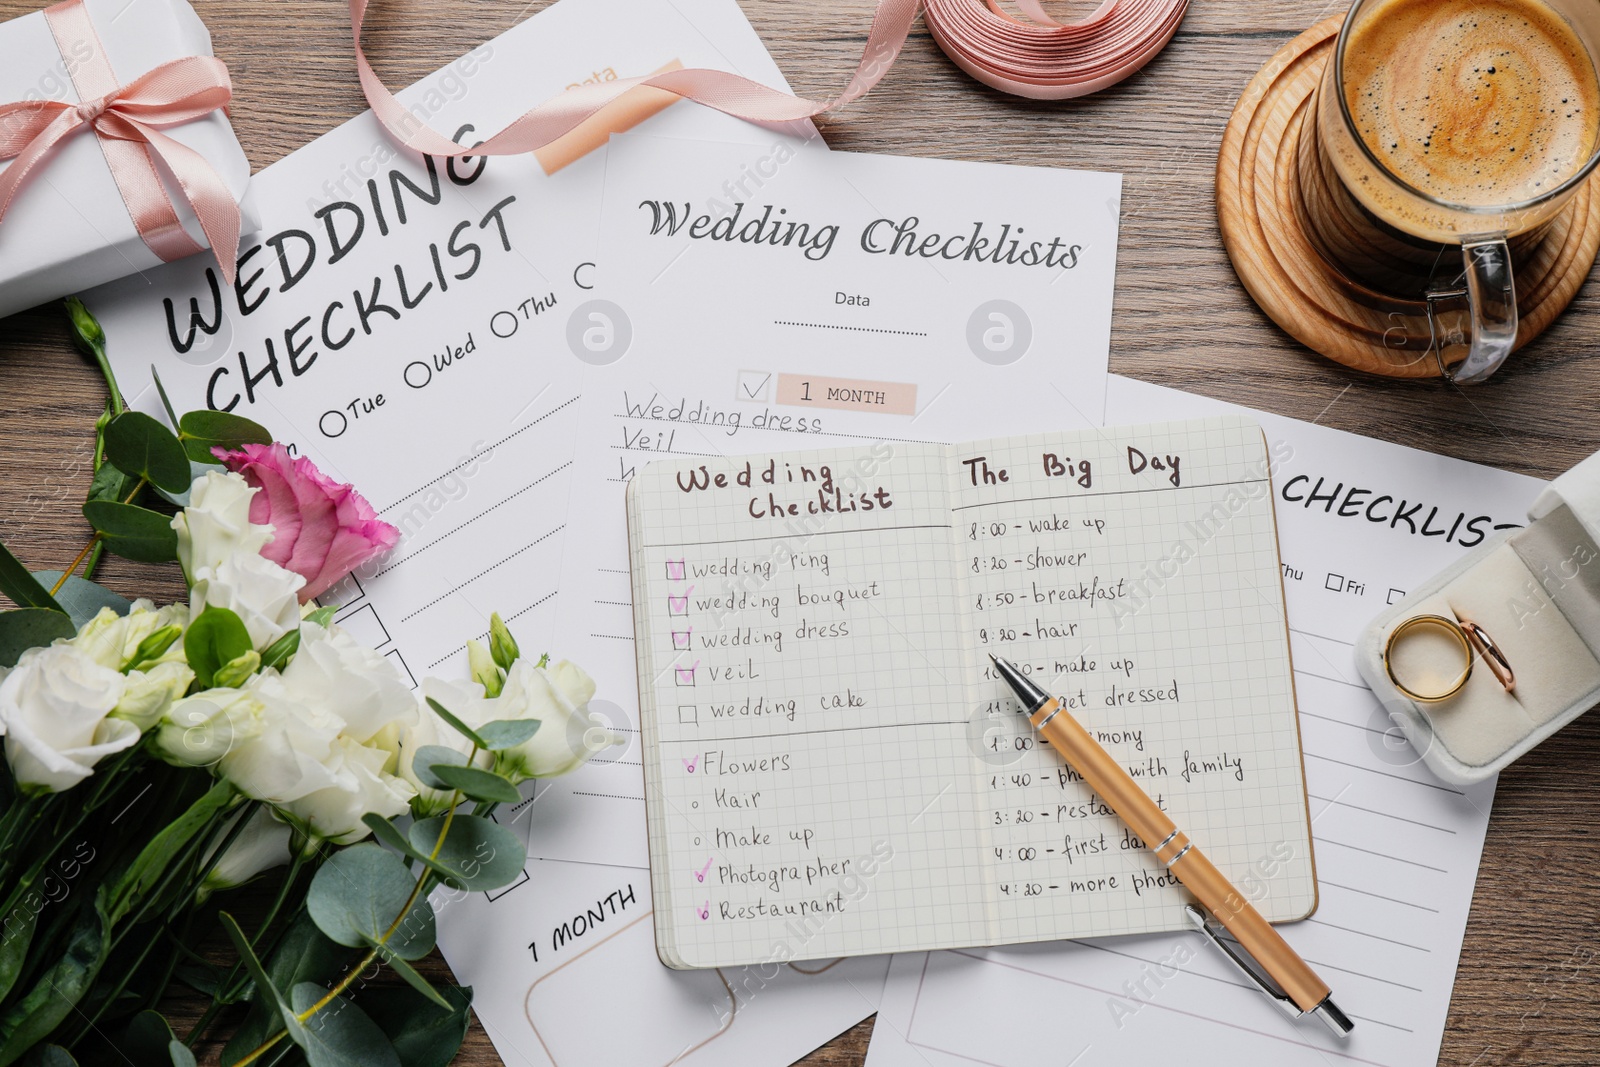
left=1298, top=0, right=1600, bottom=382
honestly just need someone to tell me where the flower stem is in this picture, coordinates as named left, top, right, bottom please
left=49, top=538, right=100, bottom=596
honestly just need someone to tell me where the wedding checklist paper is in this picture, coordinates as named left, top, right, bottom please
left=549, top=133, right=1122, bottom=868
left=78, top=2, right=898, bottom=1065
left=864, top=376, right=1534, bottom=1067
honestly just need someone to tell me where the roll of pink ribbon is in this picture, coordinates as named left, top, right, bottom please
left=924, top=0, right=1188, bottom=99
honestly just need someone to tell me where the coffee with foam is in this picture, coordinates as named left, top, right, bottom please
left=1343, top=0, right=1600, bottom=208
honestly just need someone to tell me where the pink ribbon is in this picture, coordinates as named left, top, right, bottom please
left=0, top=0, right=240, bottom=282
left=350, top=0, right=1184, bottom=158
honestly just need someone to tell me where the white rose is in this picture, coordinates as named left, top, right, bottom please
left=69, top=600, right=188, bottom=671
left=278, top=735, right=414, bottom=845
left=191, top=552, right=305, bottom=651
left=114, top=660, right=195, bottom=731
left=398, top=677, right=494, bottom=817
left=156, top=687, right=265, bottom=768
left=492, top=659, right=622, bottom=781
left=0, top=645, right=137, bottom=793
left=172, top=470, right=274, bottom=577
left=281, top=622, right=416, bottom=744
left=200, top=805, right=294, bottom=899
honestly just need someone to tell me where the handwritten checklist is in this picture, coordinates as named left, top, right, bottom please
left=627, top=417, right=1316, bottom=968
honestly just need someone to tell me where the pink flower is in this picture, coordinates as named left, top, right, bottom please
left=213, top=443, right=399, bottom=602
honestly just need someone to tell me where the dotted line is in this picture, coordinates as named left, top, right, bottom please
left=570, top=791, right=644, bottom=801
left=400, top=527, right=564, bottom=624
left=588, top=633, right=635, bottom=641
left=425, top=590, right=558, bottom=669
left=773, top=319, right=927, bottom=337
left=378, top=395, right=580, bottom=514
left=375, top=462, right=573, bottom=577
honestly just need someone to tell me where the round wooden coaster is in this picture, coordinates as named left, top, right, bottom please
left=1216, top=17, right=1600, bottom=378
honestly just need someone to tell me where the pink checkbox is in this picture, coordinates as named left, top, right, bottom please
left=666, top=560, right=686, bottom=581
left=672, top=628, right=692, bottom=650
left=675, top=661, right=699, bottom=686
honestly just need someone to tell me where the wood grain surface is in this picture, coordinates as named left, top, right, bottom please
left=2, top=0, right=1598, bottom=1064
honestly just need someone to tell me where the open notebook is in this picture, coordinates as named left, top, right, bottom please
left=625, top=417, right=1317, bottom=969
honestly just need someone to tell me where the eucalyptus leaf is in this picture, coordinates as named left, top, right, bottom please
left=178, top=410, right=273, bottom=464
left=153, top=460, right=221, bottom=508
left=29, top=572, right=130, bottom=630
left=185, top=606, right=254, bottom=689
left=81, top=500, right=179, bottom=562
left=289, top=982, right=401, bottom=1067
left=306, top=844, right=435, bottom=960
left=424, top=697, right=487, bottom=750
left=103, top=411, right=192, bottom=492
left=221, top=908, right=346, bottom=1064
left=410, top=746, right=467, bottom=790
left=85, top=460, right=132, bottom=505
left=122, top=1011, right=197, bottom=1067
left=363, top=984, right=471, bottom=1067
left=17, top=1045, right=76, bottom=1066
left=476, top=718, right=540, bottom=751
left=371, top=952, right=451, bottom=1010
left=220, top=911, right=291, bottom=1016
left=0, top=541, right=60, bottom=612
left=358, top=815, right=463, bottom=886
left=427, top=764, right=519, bottom=805
left=407, top=815, right=525, bottom=892
left=0, top=609, right=76, bottom=669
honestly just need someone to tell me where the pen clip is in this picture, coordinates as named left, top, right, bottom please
left=1183, top=904, right=1303, bottom=1021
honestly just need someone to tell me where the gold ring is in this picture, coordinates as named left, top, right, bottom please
left=1458, top=616, right=1516, bottom=694
left=1383, top=614, right=1472, bottom=702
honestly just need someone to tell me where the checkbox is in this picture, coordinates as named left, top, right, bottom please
left=1388, top=587, right=1406, bottom=605
left=675, top=662, right=698, bottom=687
left=678, top=704, right=698, bottom=724
left=672, top=628, right=692, bottom=650
left=736, top=369, right=772, bottom=402
left=665, top=559, right=686, bottom=581
left=1325, top=573, right=1345, bottom=593
left=668, top=595, right=689, bottom=615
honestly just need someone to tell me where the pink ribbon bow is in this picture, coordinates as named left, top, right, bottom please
left=0, top=0, right=240, bottom=283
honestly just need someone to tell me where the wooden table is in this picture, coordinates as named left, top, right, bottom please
left=2, top=0, right=1598, bottom=1063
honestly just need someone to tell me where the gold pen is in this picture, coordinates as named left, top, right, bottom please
left=990, top=655, right=1353, bottom=1039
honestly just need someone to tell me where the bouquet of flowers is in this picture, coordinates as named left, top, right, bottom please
left=0, top=300, right=620, bottom=1066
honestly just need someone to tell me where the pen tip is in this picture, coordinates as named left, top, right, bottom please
left=988, top=653, right=999, bottom=665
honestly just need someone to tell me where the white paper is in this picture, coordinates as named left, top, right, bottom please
left=864, top=375, right=1537, bottom=1067
left=545, top=132, right=1122, bottom=869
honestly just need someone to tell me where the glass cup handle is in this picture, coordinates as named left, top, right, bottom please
left=1430, top=235, right=1517, bottom=384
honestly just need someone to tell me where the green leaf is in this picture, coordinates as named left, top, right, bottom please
left=0, top=608, right=76, bottom=669
left=358, top=815, right=465, bottom=887
left=153, top=459, right=221, bottom=508
left=29, top=572, right=129, bottom=630
left=289, top=982, right=401, bottom=1067
left=185, top=606, right=254, bottom=688
left=260, top=627, right=302, bottom=671
left=306, top=845, right=435, bottom=960
left=407, top=815, right=525, bottom=892
left=0, top=541, right=62, bottom=612
left=103, top=411, right=192, bottom=492
left=178, top=410, right=273, bottom=465
left=122, top=1011, right=197, bottom=1067
left=363, top=984, right=471, bottom=1067
left=424, top=697, right=487, bottom=750
left=18, top=1045, right=76, bottom=1066
left=150, top=366, right=181, bottom=429
left=102, top=780, right=236, bottom=927
left=81, top=500, right=179, bottom=562
left=476, top=718, right=540, bottom=750
left=86, top=459, right=132, bottom=505
left=428, top=764, right=519, bottom=805
left=213, top=650, right=262, bottom=689
left=411, top=746, right=467, bottom=790
left=221, top=908, right=346, bottom=1063
left=372, top=952, right=451, bottom=1011
left=0, top=902, right=109, bottom=1064
left=0, top=902, right=38, bottom=1002
left=220, top=911, right=298, bottom=1064
left=304, top=606, right=337, bottom=628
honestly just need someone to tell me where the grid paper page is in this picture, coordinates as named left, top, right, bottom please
left=628, top=443, right=992, bottom=968
left=954, top=417, right=1316, bottom=942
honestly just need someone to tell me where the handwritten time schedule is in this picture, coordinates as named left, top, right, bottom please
left=625, top=417, right=1317, bottom=969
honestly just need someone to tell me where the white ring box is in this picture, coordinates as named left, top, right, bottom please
left=1358, top=453, right=1600, bottom=783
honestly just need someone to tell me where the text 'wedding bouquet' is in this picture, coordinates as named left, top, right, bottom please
left=0, top=301, right=621, bottom=1066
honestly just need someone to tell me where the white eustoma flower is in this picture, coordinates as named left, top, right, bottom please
left=398, top=677, right=494, bottom=818
left=280, top=621, right=416, bottom=745
left=0, top=644, right=137, bottom=793
left=279, top=735, right=414, bottom=845
left=157, top=687, right=266, bottom=768
left=114, top=660, right=196, bottom=731
left=69, top=600, right=188, bottom=671
left=191, top=552, right=305, bottom=651
left=200, top=805, right=294, bottom=898
left=493, top=659, right=623, bottom=781
left=172, top=470, right=274, bottom=577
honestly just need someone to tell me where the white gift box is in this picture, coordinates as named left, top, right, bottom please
left=0, top=0, right=255, bottom=320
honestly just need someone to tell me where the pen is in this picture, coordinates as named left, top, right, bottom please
left=989, top=655, right=1354, bottom=1038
